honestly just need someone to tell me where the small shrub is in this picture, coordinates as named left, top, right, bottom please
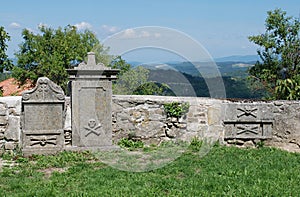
left=189, top=137, right=203, bottom=152
left=1, top=151, right=14, bottom=160
left=255, top=140, right=265, bottom=148
left=15, top=157, right=29, bottom=163
left=118, top=138, right=144, bottom=151
left=164, top=102, right=190, bottom=117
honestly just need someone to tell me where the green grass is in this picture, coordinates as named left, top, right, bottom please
left=1, top=145, right=300, bottom=196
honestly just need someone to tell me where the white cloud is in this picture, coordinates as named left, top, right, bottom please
left=120, top=29, right=160, bottom=39
left=101, top=25, right=119, bottom=34
left=122, top=28, right=136, bottom=38
left=74, top=22, right=92, bottom=30
left=140, top=30, right=150, bottom=38
left=9, top=22, right=21, bottom=29
left=154, top=33, right=161, bottom=38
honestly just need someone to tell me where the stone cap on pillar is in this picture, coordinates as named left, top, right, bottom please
left=67, top=52, right=119, bottom=80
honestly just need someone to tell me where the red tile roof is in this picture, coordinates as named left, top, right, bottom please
left=0, top=78, right=33, bottom=96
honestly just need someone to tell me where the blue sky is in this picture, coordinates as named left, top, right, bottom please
left=1, top=0, right=299, bottom=62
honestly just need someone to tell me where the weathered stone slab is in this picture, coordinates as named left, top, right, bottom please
left=0, top=116, right=8, bottom=125
left=5, top=116, right=20, bottom=141
left=0, top=103, right=7, bottom=116
left=224, top=103, right=273, bottom=122
left=72, top=82, right=112, bottom=146
left=223, top=102, right=273, bottom=140
left=4, top=141, right=16, bottom=150
left=224, top=122, right=273, bottom=139
left=22, top=77, right=65, bottom=155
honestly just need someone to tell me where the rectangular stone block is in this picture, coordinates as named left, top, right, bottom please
left=0, top=116, right=8, bottom=125
left=0, top=103, right=7, bottom=116
left=224, top=103, right=273, bottom=122
left=4, top=142, right=16, bottom=150
left=224, top=122, right=273, bottom=139
left=5, top=116, right=20, bottom=141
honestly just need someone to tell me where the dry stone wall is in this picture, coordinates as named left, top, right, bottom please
left=0, top=96, right=21, bottom=153
left=111, top=95, right=224, bottom=145
left=0, top=95, right=299, bottom=153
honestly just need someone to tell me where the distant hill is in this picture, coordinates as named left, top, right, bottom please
left=138, top=61, right=254, bottom=78
left=148, top=69, right=265, bottom=99
left=214, top=55, right=259, bottom=62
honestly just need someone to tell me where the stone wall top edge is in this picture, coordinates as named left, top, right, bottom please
left=222, top=99, right=300, bottom=104
left=0, top=95, right=298, bottom=105
left=112, top=95, right=222, bottom=104
left=0, top=96, right=22, bottom=101
left=112, top=95, right=300, bottom=105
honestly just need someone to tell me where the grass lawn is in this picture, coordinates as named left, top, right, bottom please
left=1, top=144, right=300, bottom=196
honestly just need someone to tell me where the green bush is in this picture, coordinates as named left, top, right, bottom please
left=189, top=137, right=203, bottom=152
left=118, top=138, right=144, bottom=150
left=163, top=102, right=190, bottom=117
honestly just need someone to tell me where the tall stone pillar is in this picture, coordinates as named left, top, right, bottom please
left=67, top=52, right=119, bottom=148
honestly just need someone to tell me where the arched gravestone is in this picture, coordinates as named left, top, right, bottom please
left=21, top=77, right=65, bottom=155
left=67, top=52, right=119, bottom=149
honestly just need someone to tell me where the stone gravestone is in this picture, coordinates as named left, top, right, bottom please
left=22, top=77, right=65, bottom=155
left=67, top=52, right=119, bottom=149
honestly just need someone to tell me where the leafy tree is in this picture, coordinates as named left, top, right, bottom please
left=88, top=42, right=111, bottom=66
left=248, top=9, right=300, bottom=99
left=12, top=25, right=110, bottom=89
left=112, top=66, right=150, bottom=95
left=133, top=82, right=174, bottom=96
left=109, top=56, right=131, bottom=76
left=0, top=26, right=13, bottom=72
left=109, top=57, right=173, bottom=96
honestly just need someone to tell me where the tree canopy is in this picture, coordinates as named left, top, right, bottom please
left=109, top=56, right=173, bottom=96
left=0, top=26, right=12, bottom=72
left=12, top=25, right=111, bottom=89
left=248, top=9, right=300, bottom=100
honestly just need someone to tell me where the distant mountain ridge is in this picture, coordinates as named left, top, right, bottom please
left=214, top=55, right=259, bottom=62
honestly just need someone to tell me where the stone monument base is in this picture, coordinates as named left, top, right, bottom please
left=64, top=145, right=120, bottom=152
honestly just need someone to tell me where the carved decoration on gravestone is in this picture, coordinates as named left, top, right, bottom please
left=224, top=103, right=273, bottom=140
left=22, top=77, right=65, bottom=155
left=237, top=107, right=257, bottom=118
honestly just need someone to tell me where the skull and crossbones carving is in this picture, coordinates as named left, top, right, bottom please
left=236, top=125, right=259, bottom=135
left=237, top=106, right=257, bottom=118
left=84, top=119, right=102, bottom=137
left=30, top=135, right=57, bottom=146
